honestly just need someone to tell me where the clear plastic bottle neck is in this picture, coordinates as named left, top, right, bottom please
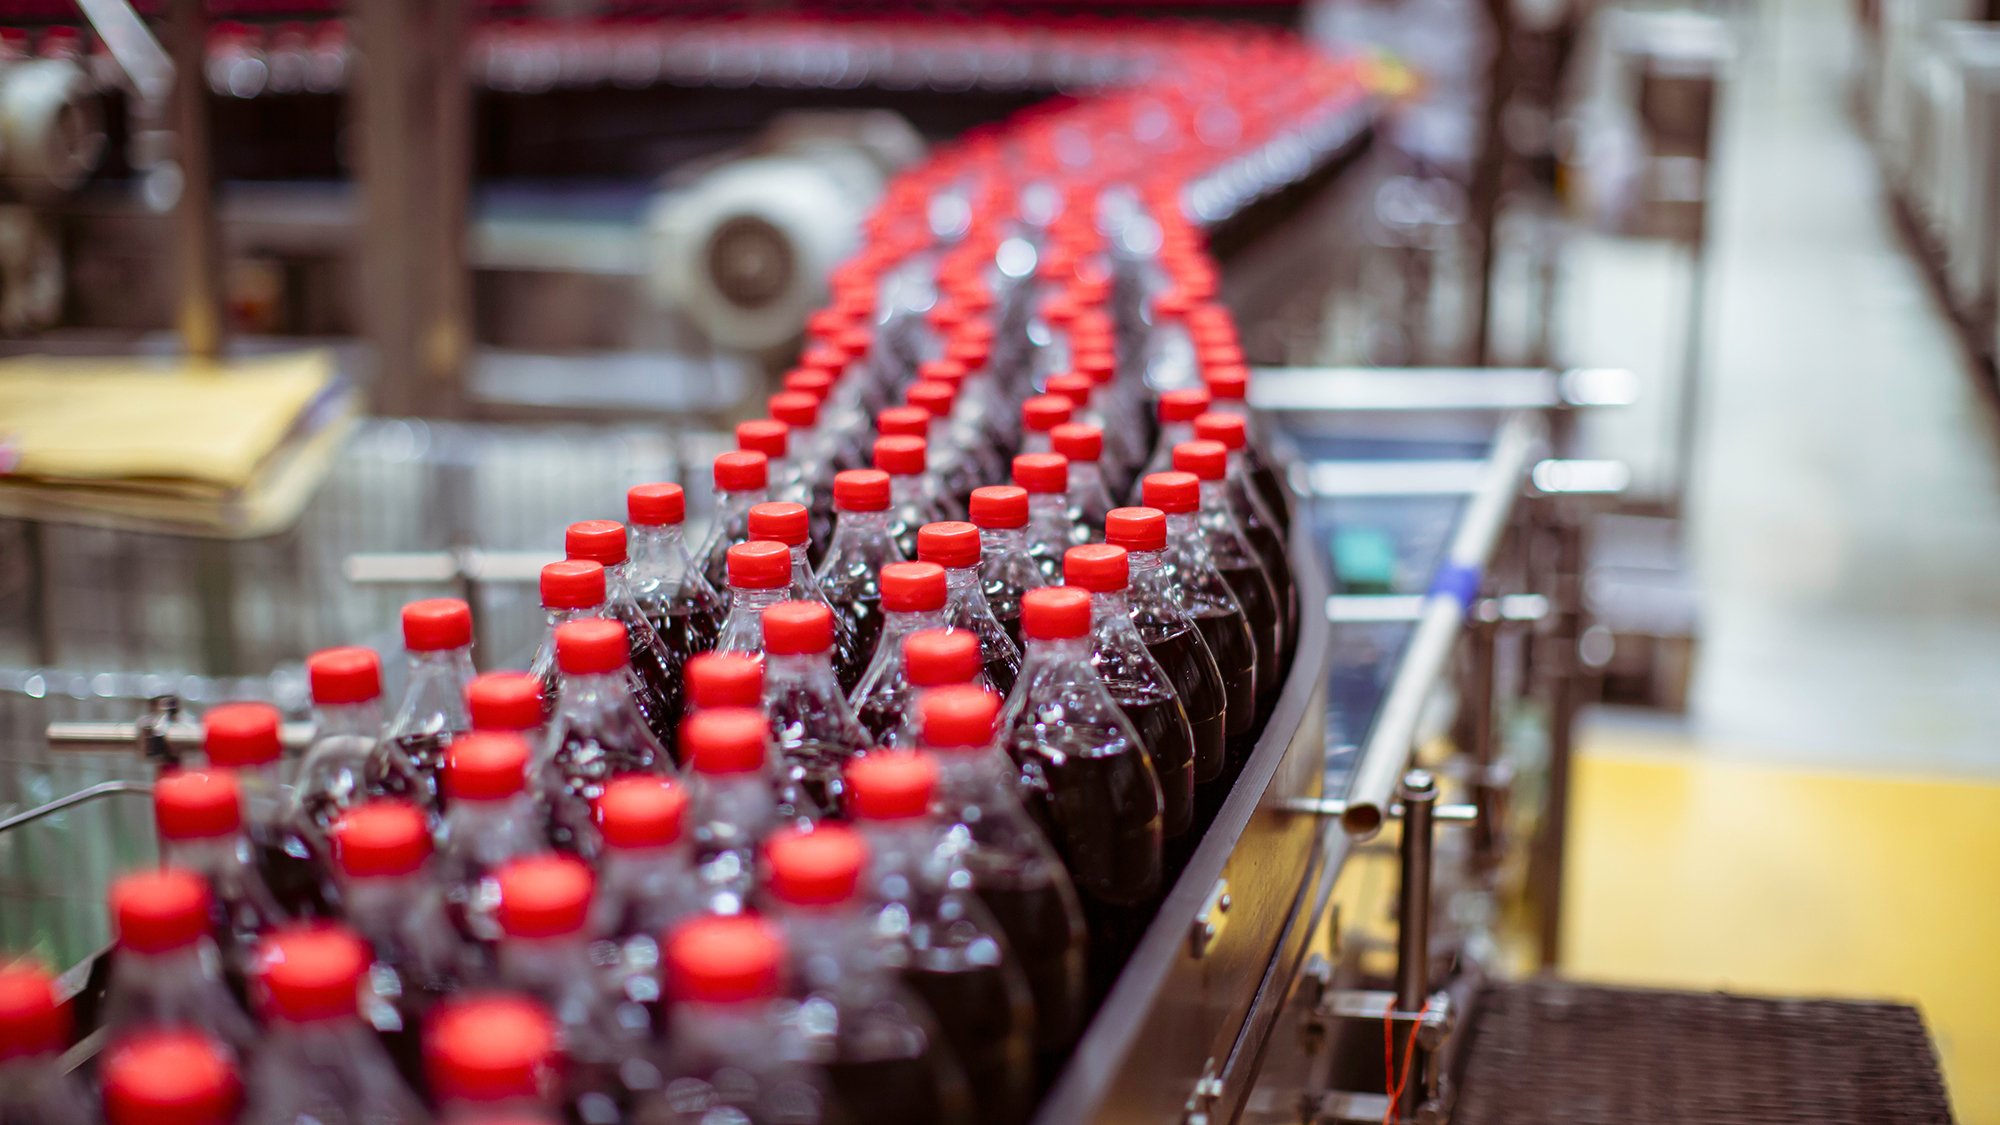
left=829, top=509, right=896, bottom=547
left=726, top=586, right=789, bottom=616
left=342, top=873, right=425, bottom=940
left=880, top=607, right=947, bottom=643
left=313, top=699, right=383, bottom=738
left=631, top=521, right=702, bottom=588
left=1022, top=635, right=1094, bottom=667
left=942, top=562, right=982, bottom=595
left=1027, top=493, right=1070, bottom=530
left=766, top=651, right=836, bottom=683
left=162, top=835, right=252, bottom=879
left=979, top=526, right=1029, bottom=556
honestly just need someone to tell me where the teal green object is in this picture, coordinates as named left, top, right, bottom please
left=1332, top=527, right=1397, bottom=594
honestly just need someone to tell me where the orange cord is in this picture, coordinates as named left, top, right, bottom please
left=1381, top=996, right=1433, bottom=1125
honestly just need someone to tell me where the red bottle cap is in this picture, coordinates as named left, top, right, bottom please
left=747, top=501, right=810, bottom=548
left=686, top=652, right=763, bottom=710
left=202, top=701, right=281, bottom=767
left=713, top=450, right=769, bottom=493
left=873, top=435, right=927, bottom=476
left=308, top=646, right=381, bottom=706
left=153, top=770, right=241, bottom=841
left=919, top=684, right=1002, bottom=751
left=102, top=1031, right=238, bottom=1125
left=1193, top=412, right=1247, bottom=451
left=769, top=390, right=823, bottom=429
left=1075, top=348, right=1116, bottom=386
left=880, top=561, right=947, bottom=613
left=256, top=925, right=368, bottom=1022
left=918, top=358, right=967, bottom=386
left=726, top=540, right=792, bottom=590
left=1199, top=340, right=1244, bottom=373
left=969, top=485, right=1029, bottom=530
left=917, top=520, right=980, bottom=568
left=1064, top=544, right=1130, bottom=593
left=834, top=469, right=891, bottom=513
left=540, top=560, right=606, bottom=611
left=947, top=333, right=990, bottom=370
left=332, top=800, right=431, bottom=878
left=1158, top=387, right=1212, bottom=423
left=0, top=965, right=67, bottom=1060
left=402, top=598, right=473, bottom=652
left=496, top=854, right=593, bottom=939
left=780, top=369, right=834, bottom=401
left=1142, top=471, right=1200, bottom=515
left=1154, top=288, right=1193, bottom=319
left=468, top=672, right=542, bottom=733
left=1203, top=365, right=1249, bottom=402
left=680, top=708, right=768, bottom=776
left=426, top=996, right=557, bottom=1104
left=907, top=380, right=957, bottom=418
left=1022, top=586, right=1093, bottom=641
left=765, top=824, right=866, bottom=908
left=111, top=868, right=211, bottom=954
left=1105, top=506, right=1168, bottom=552
left=596, top=776, right=687, bottom=850
left=1042, top=291, right=1079, bottom=325
left=1173, top=439, right=1229, bottom=482
left=665, top=915, right=784, bottom=1004
left=846, top=751, right=937, bottom=822
left=801, top=342, right=846, bottom=375
left=554, top=618, right=629, bottom=675
left=1047, top=372, right=1094, bottom=406
left=1051, top=423, right=1103, bottom=463
left=876, top=405, right=931, bottom=439
left=1012, top=452, right=1069, bottom=495
left=762, top=600, right=835, bottom=656
left=445, top=731, right=530, bottom=802
left=626, top=482, right=686, bottom=527
left=904, top=629, right=982, bottom=688
left=735, top=419, right=789, bottom=460
left=565, top=520, right=628, bottom=567
left=1021, top=395, right=1073, bottom=434
left=836, top=323, right=871, bottom=362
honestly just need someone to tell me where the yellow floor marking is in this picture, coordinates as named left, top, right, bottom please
left=1565, top=739, right=2000, bottom=1122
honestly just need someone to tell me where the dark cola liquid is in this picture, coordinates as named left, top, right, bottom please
left=254, top=827, right=337, bottom=917
left=1192, top=609, right=1259, bottom=763
left=1216, top=563, right=1282, bottom=719
left=1146, top=628, right=1228, bottom=787
left=903, top=965, right=1034, bottom=1125
left=1104, top=686, right=1194, bottom=841
left=1246, top=448, right=1292, bottom=531
left=620, top=612, right=685, bottom=752
left=977, top=879, right=1087, bottom=1061
left=643, top=601, right=724, bottom=764
left=979, top=633, right=1022, bottom=698
left=829, top=593, right=883, bottom=694
left=1234, top=491, right=1297, bottom=652
left=544, top=725, right=664, bottom=853
left=389, top=731, right=447, bottom=810
left=1012, top=730, right=1162, bottom=956
left=824, top=1019, right=973, bottom=1125
left=888, top=508, right=926, bottom=564
left=699, top=510, right=755, bottom=593
left=992, top=603, right=1026, bottom=654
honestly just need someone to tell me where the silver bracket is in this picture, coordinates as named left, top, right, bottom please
left=1312, top=990, right=1454, bottom=1125
left=46, top=693, right=313, bottom=757
left=1283, top=798, right=1479, bottom=824
left=1188, top=877, right=1232, bottom=959
left=1182, top=1057, right=1224, bottom=1125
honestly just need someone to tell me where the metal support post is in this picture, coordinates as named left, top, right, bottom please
left=168, top=0, right=224, bottom=361
left=1463, top=608, right=1504, bottom=872
left=1394, top=769, right=1438, bottom=1122
left=1530, top=505, right=1587, bottom=967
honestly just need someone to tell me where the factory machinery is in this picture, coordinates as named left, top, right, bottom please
left=0, top=4, right=1961, bottom=1125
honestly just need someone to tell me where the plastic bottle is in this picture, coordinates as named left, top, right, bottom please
left=385, top=598, right=477, bottom=808
left=1062, top=545, right=1197, bottom=845
left=653, top=915, right=830, bottom=1125
left=100, top=1031, right=238, bottom=1125
left=874, top=435, right=951, bottom=559
left=202, top=701, right=326, bottom=918
left=1133, top=387, right=1211, bottom=496
left=903, top=377, right=988, bottom=514
left=1172, top=442, right=1284, bottom=711
left=696, top=450, right=773, bottom=592
left=591, top=776, right=700, bottom=949
left=437, top=732, right=545, bottom=942
left=679, top=708, right=785, bottom=912
left=1073, top=350, right=1147, bottom=494
left=748, top=500, right=861, bottom=669
left=767, top=392, right=843, bottom=551
left=851, top=562, right=950, bottom=745
left=1018, top=394, right=1072, bottom=456
left=714, top=540, right=795, bottom=660
left=1142, top=472, right=1260, bottom=764
left=969, top=486, right=1047, bottom=653
left=846, top=753, right=1035, bottom=1125
left=737, top=417, right=808, bottom=519
left=493, top=855, right=648, bottom=1117
left=761, top=601, right=868, bottom=816
left=1194, top=412, right=1296, bottom=644
left=626, top=483, right=726, bottom=710
left=0, top=964, right=91, bottom=1125
left=1105, top=507, right=1229, bottom=793
left=918, top=686, right=1087, bottom=1070
left=1011, top=453, right=1074, bottom=585
left=1198, top=364, right=1292, bottom=528
left=684, top=651, right=763, bottom=712
left=877, top=629, right=986, bottom=751
left=998, top=586, right=1164, bottom=993
left=1050, top=423, right=1117, bottom=543
left=242, top=926, right=430, bottom=1125
left=918, top=521, right=1022, bottom=695
left=468, top=671, right=546, bottom=745
left=566, top=520, right=684, bottom=751
left=425, top=995, right=562, bottom=1123
left=329, top=801, right=467, bottom=1086
left=526, top=559, right=608, bottom=721
left=815, top=469, right=908, bottom=693
left=101, top=869, right=258, bottom=1052
left=152, top=770, right=288, bottom=972
left=540, top=619, right=674, bottom=857
left=294, top=646, right=427, bottom=851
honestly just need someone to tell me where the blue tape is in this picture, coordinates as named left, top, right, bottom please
left=1427, top=563, right=1481, bottom=609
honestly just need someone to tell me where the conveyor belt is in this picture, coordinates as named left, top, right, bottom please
left=1454, top=980, right=1956, bottom=1125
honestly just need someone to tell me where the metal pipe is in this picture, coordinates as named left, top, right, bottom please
left=44, top=720, right=314, bottom=754
left=1338, top=410, right=1543, bottom=839
left=167, top=0, right=224, bottom=361
left=1394, top=769, right=1437, bottom=1122
left=1465, top=608, right=1501, bottom=870
left=0, top=781, right=152, bottom=835
left=75, top=0, right=172, bottom=103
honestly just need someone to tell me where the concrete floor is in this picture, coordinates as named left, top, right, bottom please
left=1561, top=3, right=2000, bottom=1120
